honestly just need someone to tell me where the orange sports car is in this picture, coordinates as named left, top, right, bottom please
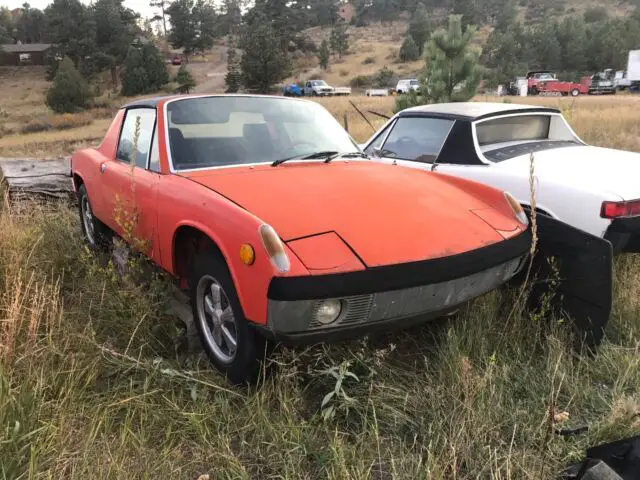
left=71, top=95, right=531, bottom=384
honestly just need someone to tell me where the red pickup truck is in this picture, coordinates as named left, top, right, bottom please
left=526, top=71, right=590, bottom=97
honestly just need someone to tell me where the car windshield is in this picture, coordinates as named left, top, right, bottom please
left=410, top=80, right=419, bottom=85
left=312, top=80, right=327, bottom=86
left=167, top=96, right=359, bottom=170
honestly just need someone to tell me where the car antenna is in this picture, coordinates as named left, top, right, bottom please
left=349, top=100, right=377, bottom=133
left=367, top=110, right=391, bottom=120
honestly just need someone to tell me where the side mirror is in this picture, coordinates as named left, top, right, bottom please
left=372, top=147, right=383, bottom=158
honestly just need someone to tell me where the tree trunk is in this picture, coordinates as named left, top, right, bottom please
left=111, top=65, right=118, bottom=90
left=0, top=157, right=73, bottom=202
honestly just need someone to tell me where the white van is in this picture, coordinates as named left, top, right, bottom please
left=396, top=79, right=420, bottom=94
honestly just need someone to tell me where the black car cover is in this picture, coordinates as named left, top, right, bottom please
left=525, top=214, right=613, bottom=350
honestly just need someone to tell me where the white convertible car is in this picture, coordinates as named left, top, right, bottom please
left=362, top=102, right=640, bottom=254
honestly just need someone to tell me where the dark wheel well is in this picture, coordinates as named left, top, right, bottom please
left=73, top=173, right=84, bottom=190
left=173, top=226, right=225, bottom=283
left=521, top=204, right=553, bottom=221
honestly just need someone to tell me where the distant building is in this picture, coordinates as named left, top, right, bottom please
left=338, top=3, right=355, bottom=23
left=0, top=44, right=52, bottom=66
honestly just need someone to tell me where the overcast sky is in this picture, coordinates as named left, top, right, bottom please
left=2, top=1, right=157, bottom=19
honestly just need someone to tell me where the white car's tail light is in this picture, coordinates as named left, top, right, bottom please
left=600, top=199, right=640, bottom=219
left=504, top=192, right=529, bottom=226
left=259, top=224, right=290, bottom=273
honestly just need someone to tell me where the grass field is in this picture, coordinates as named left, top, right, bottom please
left=1, top=67, right=640, bottom=477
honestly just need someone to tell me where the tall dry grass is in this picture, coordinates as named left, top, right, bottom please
left=1, top=92, right=640, bottom=476
left=0, top=199, right=639, bottom=478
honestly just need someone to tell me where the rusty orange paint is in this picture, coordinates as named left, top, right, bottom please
left=70, top=95, right=528, bottom=325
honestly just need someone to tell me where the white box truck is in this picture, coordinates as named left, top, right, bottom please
left=627, top=50, right=640, bottom=82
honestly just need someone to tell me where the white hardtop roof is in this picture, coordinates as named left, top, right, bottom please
left=400, top=102, right=559, bottom=119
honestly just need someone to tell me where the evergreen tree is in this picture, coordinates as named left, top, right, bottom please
left=44, top=0, right=97, bottom=75
left=424, top=15, right=481, bottom=102
left=312, top=0, right=338, bottom=26
left=0, top=7, right=15, bottom=43
left=318, top=39, right=330, bottom=69
left=16, top=4, right=47, bottom=44
left=330, top=22, right=348, bottom=58
left=407, top=3, right=429, bottom=55
left=166, top=0, right=218, bottom=59
left=121, top=43, right=169, bottom=96
left=149, top=0, right=168, bottom=37
left=239, top=12, right=290, bottom=93
left=452, top=0, right=478, bottom=30
left=224, top=37, right=242, bottom=92
left=92, top=0, right=138, bottom=88
left=46, top=56, right=91, bottom=113
left=399, top=35, right=419, bottom=62
left=176, top=64, right=196, bottom=93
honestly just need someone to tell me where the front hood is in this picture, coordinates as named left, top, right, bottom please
left=183, top=162, right=522, bottom=268
left=497, top=145, right=640, bottom=200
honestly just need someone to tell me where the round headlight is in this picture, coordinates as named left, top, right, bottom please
left=315, top=299, right=342, bottom=325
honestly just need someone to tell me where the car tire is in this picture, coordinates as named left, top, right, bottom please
left=571, top=88, right=580, bottom=97
left=77, top=183, right=112, bottom=251
left=189, top=250, right=268, bottom=385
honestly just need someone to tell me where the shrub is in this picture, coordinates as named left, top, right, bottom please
left=374, top=66, right=394, bottom=87
left=21, top=118, right=52, bottom=134
left=175, top=65, right=196, bottom=94
left=339, top=69, right=349, bottom=77
left=45, top=57, right=91, bottom=114
left=121, top=44, right=169, bottom=97
left=362, top=56, right=376, bottom=65
left=394, top=89, right=422, bottom=113
left=399, top=35, right=420, bottom=62
left=349, top=74, right=373, bottom=88
left=584, top=6, right=608, bottom=23
left=21, top=113, right=94, bottom=134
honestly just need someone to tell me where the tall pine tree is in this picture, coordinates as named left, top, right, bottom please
left=407, top=3, right=429, bottom=55
left=424, top=15, right=481, bottom=102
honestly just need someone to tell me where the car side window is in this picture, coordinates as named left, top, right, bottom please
left=148, top=126, right=160, bottom=172
left=364, top=121, right=395, bottom=156
left=381, top=117, right=454, bottom=163
left=116, top=108, right=157, bottom=169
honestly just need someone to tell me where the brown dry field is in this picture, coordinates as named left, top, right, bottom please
left=2, top=66, right=640, bottom=157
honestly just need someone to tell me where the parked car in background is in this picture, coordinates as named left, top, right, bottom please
left=71, top=95, right=531, bottom=383
left=365, top=88, right=389, bottom=96
left=282, top=83, right=302, bottom=96
left=171, top=54, right=182, bottom=66
left=396, top=79, right=420, bottom=94
left=363, top=102, right=623, bottom=346
left=302, top=79, right=351, bottom=96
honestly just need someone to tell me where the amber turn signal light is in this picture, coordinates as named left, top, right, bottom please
left=240, top=244, right=255, bottom=265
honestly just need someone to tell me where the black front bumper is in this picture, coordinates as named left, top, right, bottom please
left=257, top=230, right=532, bottom=345
left=604, top=217, right=640, bottom=254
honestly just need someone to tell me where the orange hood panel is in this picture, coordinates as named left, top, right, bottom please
left=183, top=162, right=519, bottom=267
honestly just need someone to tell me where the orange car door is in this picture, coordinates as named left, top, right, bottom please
left=100, top=107, right=161, bottom=262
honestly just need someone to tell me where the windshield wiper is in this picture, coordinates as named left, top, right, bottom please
left=271, top=151, right=338, bottom=167
left=324, top=151, right=369, bottom=163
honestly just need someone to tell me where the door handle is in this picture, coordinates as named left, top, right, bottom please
left=100, top=163, right=106, bottom=174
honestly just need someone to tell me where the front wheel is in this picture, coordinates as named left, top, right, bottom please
left=190, top=251, right=268, bottom=385
left=77, top=183, right=111, bottom=251
left=571, top=88, right=580, bottom=97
